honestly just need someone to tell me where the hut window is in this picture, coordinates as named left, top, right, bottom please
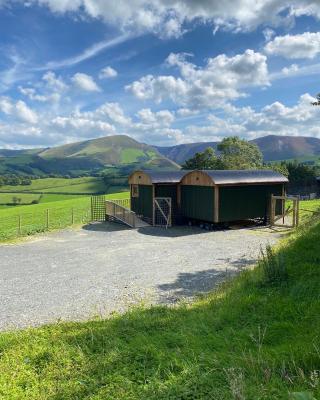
left=132, top=185, right=139, bottom=198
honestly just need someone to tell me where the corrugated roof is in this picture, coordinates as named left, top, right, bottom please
left=144, top=170, right=187, bottom=183
left=202, top=169, right=288, bottom=184
left=133, top=169, right=288, bottom=184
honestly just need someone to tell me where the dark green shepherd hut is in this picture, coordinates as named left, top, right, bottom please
left=129, top=169, right=288, bottom=226
left=128, top=170, right=186, bottom=225
left=180, top=170, right=288, bottom=224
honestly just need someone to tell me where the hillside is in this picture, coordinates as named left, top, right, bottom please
left=0, top=135, right=178, bottom=176
left=156, top=135, right=320, bottom=163
left=156, top=141, right=218, bottom=165
left=252, top=135, right=320, bottom=161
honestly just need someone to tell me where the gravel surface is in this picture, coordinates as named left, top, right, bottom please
left=0, top=222, right=281, bottom=330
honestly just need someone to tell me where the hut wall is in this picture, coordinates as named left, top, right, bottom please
left=131, top=184, right=153, bottom=221
left=218, top=184, right=284, bottom=222
left=181, top=185, right=214, bottom=222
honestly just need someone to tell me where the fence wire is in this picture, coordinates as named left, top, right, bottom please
left=0, top=205, right=91, bottom=241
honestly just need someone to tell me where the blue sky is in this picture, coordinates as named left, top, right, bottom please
left=1, top=0, right=320, bottom=148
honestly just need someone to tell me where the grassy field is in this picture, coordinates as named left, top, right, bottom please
left=0, top=177, right=109, bottom=193
left=0, top=204, right=319, bottom=399
left=0, top=177, right=129, bottom=210
left=0, top=191, right=130, bottom=241
left=0, top=192, right=41, bottom=205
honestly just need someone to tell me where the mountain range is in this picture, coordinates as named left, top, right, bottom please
left=0, top=134, right=319, bottom=177
left=0, top=135, right=178, bottom=176
left=155, top=135, right=320, bottom=164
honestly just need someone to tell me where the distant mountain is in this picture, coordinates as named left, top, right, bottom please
left=155, top=142, right=219, bottom=165
left=155, top=135, right=320, bottom=163
left=1, top=134, right=320, bottom=177
left=252, top=135, right=320, bottom=161
left=0, top=135, right=179, bottom=176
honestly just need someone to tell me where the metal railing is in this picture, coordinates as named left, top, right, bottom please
left=105, top=200, right=136, bottom=228
left=110, top=198, right=130, bottom=209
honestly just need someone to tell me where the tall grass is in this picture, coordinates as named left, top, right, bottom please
left=259, top=245, right=288, bottom=286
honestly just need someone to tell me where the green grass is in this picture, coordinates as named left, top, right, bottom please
left=0, top=206, right=319, bottom=399
left=39, top=194, right=87, bottom=203
left=0, top=177, right=108, bottom=193
left=0, top=191, right=130, bottom=241
left=0, top=193, right=41, bottom=205
left=120, top=148, right=146, bottom=163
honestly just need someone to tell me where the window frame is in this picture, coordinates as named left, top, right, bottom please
left=132, top=184, right=139, bottom=198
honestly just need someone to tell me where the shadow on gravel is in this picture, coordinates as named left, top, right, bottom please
left=157, top=257, right=257, bottom=303
left=82, top=221, right=129, bottom=233
left=137, top=226, right=212, bottom=238
left=82, top=221, right=217, bottom=237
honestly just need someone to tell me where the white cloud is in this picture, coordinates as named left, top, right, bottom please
left=262, top=28, right=275, bottom=42
left=42, top=71, right=68, bottom=91
left=99, top=66, right=118, bottom=79
left=40, top=34, right=131, bottom=70
left=19, top=87, right=49, bottom=102
left=17, top=0, right=320, bottom=38
left=0, top=97, right=38, bottom=123
left=178, top=93, right=320, bottom=143
left=0, top=97, right=13, bottom=114
left=281, top=64, right=300, bottom=76
left=136, top=108, right=175, bottom=126
left=265, top=32, right=320, bottom=59
left=176, top=108, right=199, bottom=117
left=93, top=102, right=131, bottom=125
left=71, top=73, right=101, bottom=92
left=1, top=91, right=320, bottom=148
left=15, top=100, right=38, bottom=124
left=127, top=50, right=269, bottom=108
left=51, top=116, right=115, bottom=136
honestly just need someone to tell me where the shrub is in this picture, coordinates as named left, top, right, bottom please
left=259, top=244, right=288, bottom=286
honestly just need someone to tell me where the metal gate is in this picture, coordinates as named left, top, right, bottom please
left=154, top=197, right=172, bottom=228
left=91, top=195, right=106, bottom=221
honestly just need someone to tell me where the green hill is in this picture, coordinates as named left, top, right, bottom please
left=0, top=135, right=179, bottom=177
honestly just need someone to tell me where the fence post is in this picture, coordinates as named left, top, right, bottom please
left=71, top=208, right=74, bottom=225
left=296, top=197, right=300, bottom=227
left=270, top=195, right=274, bottom=226
left=18, top=215, right=22, bottom=235
left=46, top=209, right=50, bottom=229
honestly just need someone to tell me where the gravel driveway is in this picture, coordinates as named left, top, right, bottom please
left=0, top=222, right=281, bottom=330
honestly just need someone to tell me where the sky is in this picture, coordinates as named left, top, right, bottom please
left=1, top=1, right=320, bottom=149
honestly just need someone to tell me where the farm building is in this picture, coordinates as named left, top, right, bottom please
left=128, top=170, right=186, bottom=225
left=128, top=169, right=288, bottom=226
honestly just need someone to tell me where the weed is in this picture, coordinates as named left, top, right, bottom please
left=259, top=244, right=289, bottom=286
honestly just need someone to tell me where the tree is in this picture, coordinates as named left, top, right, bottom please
left=285, top=162, right=317, bottom=186
left=264, top=162, right=289, bottom=177
left=311, top=93, right=320, bottom=106
left=217, top=136, right=263, bottom=169
left=182, top=147, right=222, bottom=170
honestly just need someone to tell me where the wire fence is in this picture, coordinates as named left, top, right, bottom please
left=0, top=205, right=91, bottom=241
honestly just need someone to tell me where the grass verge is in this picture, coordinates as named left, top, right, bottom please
left=0, top=211, right=319, bottom=399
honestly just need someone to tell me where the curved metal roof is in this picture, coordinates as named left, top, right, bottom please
left=145, top=170, right=187, bottom=183
left=130, top=169, right=288, bottom=185
left=202, top=169, right=288, bottom=184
